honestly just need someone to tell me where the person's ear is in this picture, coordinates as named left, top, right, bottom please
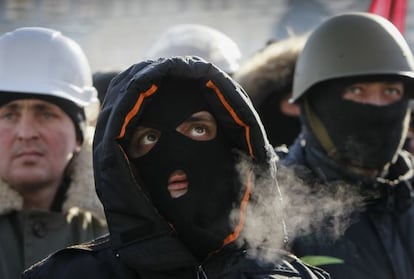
left=280, top=93, right=300, bottom=117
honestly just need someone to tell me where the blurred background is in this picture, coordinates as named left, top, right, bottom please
left=0, top=0, right=412, bottom=72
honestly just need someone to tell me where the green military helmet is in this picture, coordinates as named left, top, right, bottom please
left=291, top=12, right=414, bottom=103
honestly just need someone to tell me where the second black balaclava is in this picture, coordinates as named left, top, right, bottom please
left=303, top=77, right=410, bottom=170
left=130, top=77, right=241, bottom=261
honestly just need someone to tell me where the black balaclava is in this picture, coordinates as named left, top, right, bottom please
left=302, top=77, right=410, bottom=171
left=129, top=77, right=241, bottom=261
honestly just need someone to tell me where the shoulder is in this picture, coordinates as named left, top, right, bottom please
left=22, top=235, right=115, bottom=279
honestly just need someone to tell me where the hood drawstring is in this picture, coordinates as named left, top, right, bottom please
left=196, top=265, right=208, bottom=279
left=265, top=143, right=289, bottom=245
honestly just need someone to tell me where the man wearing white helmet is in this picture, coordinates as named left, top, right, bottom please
left=0, top=27, right=107, bottom=279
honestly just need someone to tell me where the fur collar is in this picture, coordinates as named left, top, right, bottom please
left=234, top=35, right=308, bottom=105
left=0, top=126, right=104, bottom=219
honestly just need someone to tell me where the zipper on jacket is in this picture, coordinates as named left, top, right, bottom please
left=196, top=265, right=208, bottom=279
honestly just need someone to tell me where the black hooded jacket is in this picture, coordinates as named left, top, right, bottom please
left=282, top=134, right=414, bottom=279
left=22, top=57, right=329, bottom=279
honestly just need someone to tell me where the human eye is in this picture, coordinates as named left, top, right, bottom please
left=0, top=108, right=18, bottom=121
left=342, top=84, right=365, bottom=102
left=41, top=111, right=57, bottom=119
left=128, top=127, right=161, bottom=158
left=179, top=122, right=213, bottom=140
left=346, top=85, right=362, bottom=95
left=141, top=131, right=159, bottom=145
left=191, top=125, right=207, bottom=137
left=0, top=111, right=16, bottom=120
left=177, top=111, right=217, bottom=141
left=36, top=105, right=61, bottom=120
left=384, top=86, right=403, bottom=96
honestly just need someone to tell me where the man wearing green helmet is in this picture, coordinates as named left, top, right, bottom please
left=282, top=12, right=414, bottom=279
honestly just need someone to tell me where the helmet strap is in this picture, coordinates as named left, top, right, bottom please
left=303, top=98, right=340, bottom=160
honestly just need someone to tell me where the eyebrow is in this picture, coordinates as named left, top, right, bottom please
left=384, top=82, right=404, bottom=85
left=1, top=102, right=58, bottom=112
left=185, top=113, right=214, bottom=123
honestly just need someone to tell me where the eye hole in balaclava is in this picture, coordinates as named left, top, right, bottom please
left=302, top=76, right=410, bottom=170
left=125, top=77, right=242, bottom=261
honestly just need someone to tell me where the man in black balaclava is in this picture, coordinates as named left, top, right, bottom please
left=22, top=57, right=330, bottom=279
left=302, top=76, right=409, bottom=175
left=127, top=78, right=240, bottom=260
left=282, top=12, right=414, bottom=279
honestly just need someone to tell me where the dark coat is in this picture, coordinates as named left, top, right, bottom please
left=282, top=137, right=414, bottom=279
left=22, top=235, right=330, bottom=279
left=23, top=57, right=329, bottom=279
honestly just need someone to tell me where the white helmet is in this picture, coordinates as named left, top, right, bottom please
left=0, top=27, right=99, bottom=121
left=146, top=24, right=242, bottom=74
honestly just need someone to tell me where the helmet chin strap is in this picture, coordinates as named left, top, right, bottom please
left=303, top=98, right=339, bottom=160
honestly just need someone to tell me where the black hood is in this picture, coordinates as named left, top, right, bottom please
left=93, top=56, right=280, bottom=270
